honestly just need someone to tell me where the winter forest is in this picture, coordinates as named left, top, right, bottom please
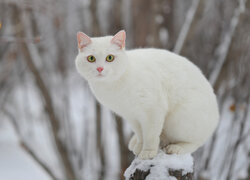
left=0, top=0, right=250, bottom=179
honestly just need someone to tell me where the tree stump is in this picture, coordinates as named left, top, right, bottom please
left=128, top=168, right=194, bottom=180
left=124, top=151, right=194, bottom=180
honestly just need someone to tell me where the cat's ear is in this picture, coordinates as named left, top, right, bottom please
left=111, top=30, right=126, bottom=49
left=77, top=32, right=91, bottom=51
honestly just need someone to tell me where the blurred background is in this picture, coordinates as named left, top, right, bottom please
left=0, top=0, right=250, bottom=179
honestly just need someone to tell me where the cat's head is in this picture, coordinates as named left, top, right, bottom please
left=75, top=30, right=128, bottom=82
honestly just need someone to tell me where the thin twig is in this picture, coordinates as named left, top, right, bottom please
left=0, top=36, right=41, bottom=43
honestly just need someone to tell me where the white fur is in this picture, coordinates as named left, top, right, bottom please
left=75, top=33, right=219, bottom=160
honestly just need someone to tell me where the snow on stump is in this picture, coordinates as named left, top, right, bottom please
left=124, top=151, right=194, bottom=180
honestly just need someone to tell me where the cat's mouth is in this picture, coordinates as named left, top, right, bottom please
left=97, top=73, right=104, bottom=77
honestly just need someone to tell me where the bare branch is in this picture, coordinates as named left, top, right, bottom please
left=2, top=108, right=58, bottom=180
left=12, top=5, right=76, bottom=178
left=209, top=0, right=246, bottom=86
left=20, top=142, right=58, bottom=180
left=173, top=0, right=201, bottom=54
left=20, top=42, right=76, bottom=180
left=0, top=36, right=42, bottom=43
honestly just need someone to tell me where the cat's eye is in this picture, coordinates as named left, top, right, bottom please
left=106, top=54, right=115, bottom=62
left=87, top=55, right=96, bottom=63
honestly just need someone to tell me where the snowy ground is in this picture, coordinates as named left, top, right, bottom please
left=0, top=121, right=50, bottom=180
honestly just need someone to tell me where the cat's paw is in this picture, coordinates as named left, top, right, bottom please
left=128, top=135, right=137, bottom=151
left=164, top=143, right=199, bottom=154
left=138, top=149, right=157, bottom=160
left=132, top=142, right=142, bottom=155
left=165, top=144, right=185, bottom=154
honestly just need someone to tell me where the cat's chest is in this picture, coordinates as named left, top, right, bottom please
left=90, top=83, right=135, bottom=116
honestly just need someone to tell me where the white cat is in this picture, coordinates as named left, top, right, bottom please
left=75, top=30, right=219, bottom=160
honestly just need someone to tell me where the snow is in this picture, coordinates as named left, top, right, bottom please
left=124, top=151, right=193, bottom=180
left=0, top=121, right=51, bottom=180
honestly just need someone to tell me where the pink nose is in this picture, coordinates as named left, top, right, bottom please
left=97, top=67, right=104, bottom=72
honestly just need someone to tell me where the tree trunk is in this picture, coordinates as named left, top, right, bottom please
left=124, top=152, right=194, bottom=180
left=14, top=5, right=76, bottom=180
left=115, top=115, right=134, bottom=179
left=127, top=167, right=194, bottom=180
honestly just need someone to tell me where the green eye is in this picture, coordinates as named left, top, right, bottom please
left=87, top=55, right=96, bottom=63
left=106, top=54, right=115, bottom=62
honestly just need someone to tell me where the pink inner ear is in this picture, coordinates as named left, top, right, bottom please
left=77, top=32, right=91, bottom=50
left=111, top=30, right=126, bottom=49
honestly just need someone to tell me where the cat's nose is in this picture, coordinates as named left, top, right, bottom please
left=97, top=67, right=104, bottom=73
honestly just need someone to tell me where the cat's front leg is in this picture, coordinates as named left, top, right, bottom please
left=138, top=113, right=165, bottom=159
left=128, top=134, right=143, bottom=155
left=128, top=120, right=143, bottom=155
left=128, top=134, right=137, bottom=151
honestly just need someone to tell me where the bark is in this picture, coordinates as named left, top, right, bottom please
left=131, top=0, right=153, bottom=47
left=90, top=0, right=101, bottom=36
left=95, top=101, right=106, bottom=179
left=110, top=0, right=123, bottom=34
left=128, top=168, right=194, bottom=180
left=115, top=115, right=134, bottom=179
left=165, top=0, right=175, bottom=50
left=131, top=0, right=168, bottom=48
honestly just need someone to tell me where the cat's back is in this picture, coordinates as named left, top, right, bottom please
left=126, top=48, right=198, bottom=75
left=126, top=48, right=189, bottom=66
left=126, top=48, right=214, bottom=104
left=127, top=48, right=174, bottom=62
